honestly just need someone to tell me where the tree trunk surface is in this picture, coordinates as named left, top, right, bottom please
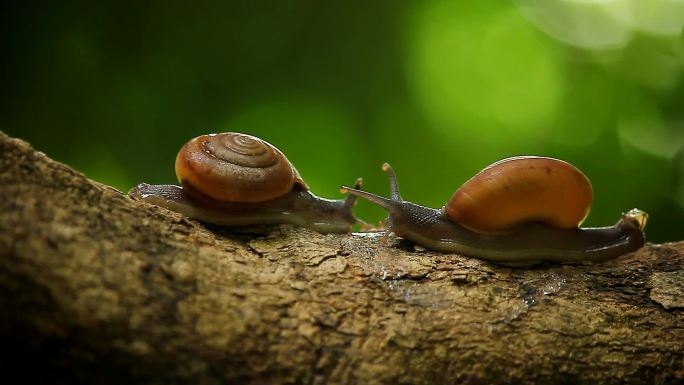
left=1, top=131, right=683, bottom=385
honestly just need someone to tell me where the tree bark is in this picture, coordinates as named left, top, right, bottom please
left=0, top=131, right=683, bottom=385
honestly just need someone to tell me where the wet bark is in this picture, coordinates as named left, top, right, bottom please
left=0, top=131, right=683, bottom=385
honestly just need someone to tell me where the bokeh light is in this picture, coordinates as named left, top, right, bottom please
left=407, top=1, right=563, bottom=147
left=2, top=0, right=683, bottom=242
left=519, top=0, right=684, bottom=50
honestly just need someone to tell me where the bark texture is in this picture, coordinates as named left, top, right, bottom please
left=0, top=131, right=683, bottom=385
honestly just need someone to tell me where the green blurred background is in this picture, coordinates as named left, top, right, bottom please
left=2, top=1, right=683, bottom=242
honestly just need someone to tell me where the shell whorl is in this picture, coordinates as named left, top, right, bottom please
left=175, top=132, right=306, bottom=202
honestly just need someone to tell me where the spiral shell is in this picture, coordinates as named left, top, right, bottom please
left=443, top=156, right=593, bottom=233
left=175, top=132, right=307, bottom=202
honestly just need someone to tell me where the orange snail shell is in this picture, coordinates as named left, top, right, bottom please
left=175, top=133, right=308, bottom=202
left=444, top=156, right=593, bottom=234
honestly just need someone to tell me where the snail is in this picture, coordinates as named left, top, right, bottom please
left=129, top=132, right=361, bottom=234
left=340, top=157, right=647, bottom=263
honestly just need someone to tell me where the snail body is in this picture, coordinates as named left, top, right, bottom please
left=341, top=158, right=647, bottom=262
left=129, top=132, right=361, bottom=234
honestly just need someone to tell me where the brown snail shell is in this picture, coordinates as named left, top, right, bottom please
left=175, top=133, right=307, bottom=203
left=444, top=156, right=593, bottom=233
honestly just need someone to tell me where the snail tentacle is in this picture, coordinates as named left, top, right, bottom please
left=340, top=186, right=393, bottom=211
left=381, top=163, right=402, bottom=201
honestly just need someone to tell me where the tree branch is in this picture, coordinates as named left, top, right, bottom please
left=1, top=131, right=682, bottom=385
